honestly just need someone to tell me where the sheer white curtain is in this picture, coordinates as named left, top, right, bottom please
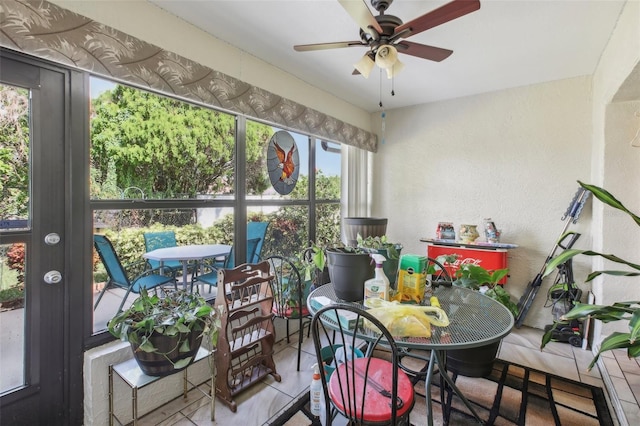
left=341, top=144, right=372, bottom=227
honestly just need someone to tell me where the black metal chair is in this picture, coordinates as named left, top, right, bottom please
left=311, top=304, right=415, bottom=425
left=266, top=255, right=311, bottom=371
left=93, top=234, right=176, bottom=312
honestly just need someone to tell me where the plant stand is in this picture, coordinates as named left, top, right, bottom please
left=108, top=347, right=215, bottom=426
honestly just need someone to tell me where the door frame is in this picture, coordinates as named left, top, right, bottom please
left=0, top=49, right=86, bottom=425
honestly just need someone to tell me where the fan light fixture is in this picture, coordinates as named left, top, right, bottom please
left=386, top=60, right=404, bottom=79
left=354, top=44, right=404, bottom=79
left=375, top=45, right=398, bottom=69
left=354, top=54, right=375, bottom=78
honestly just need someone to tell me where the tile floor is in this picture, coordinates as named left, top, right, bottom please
left=133, top=320, right=637, bottom=425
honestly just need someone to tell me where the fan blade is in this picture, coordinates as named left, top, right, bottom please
left=396, top=41, right=453, bottom=62
left=294, top=41, right=365, bottom=52
left=338, top=0, right=383, bottom=37
left=394, top=0, right=481, bottom=38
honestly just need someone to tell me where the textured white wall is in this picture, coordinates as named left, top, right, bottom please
left=590, top=0, right=640, bottom=339
left=370, top=77, right=594, bottom=329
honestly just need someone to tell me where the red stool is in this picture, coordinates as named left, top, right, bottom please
left=328, top=357, right=415, bottom=425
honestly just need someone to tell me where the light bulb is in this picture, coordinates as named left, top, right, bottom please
left=375, top=45, right=398, bottom=70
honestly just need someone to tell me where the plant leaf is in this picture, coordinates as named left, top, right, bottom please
left=543, top=249, right=640, bottom=279
left=138, top=340, right=157, bottom=353
left=173, top=357, right=193, bottom=370
left=579, top=181, right=640, bottom=227
left=540, top=323, right=557, bottom=349
left=561, top=303, right=632, bottom=322
left=629, top=310, right=640, bottom=344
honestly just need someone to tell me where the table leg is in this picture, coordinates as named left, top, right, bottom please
left=132, top=386, right=138, bottom=426
left=424, top=350, right=437, bottom=426
left=108, top=365, right=114, bottom=426
left=182, top=262, right=188, bottom=290
left=434, top=350, right=484, bottom=424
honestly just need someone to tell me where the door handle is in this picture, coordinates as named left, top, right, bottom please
left=44, top=270, right=62, bottom=284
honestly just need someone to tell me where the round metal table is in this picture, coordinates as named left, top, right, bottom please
left=307, top=284, right=514, bottom=425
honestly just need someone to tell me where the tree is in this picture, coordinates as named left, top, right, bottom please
left=90, top=85, right=272, bottom=198
left=0, top=84, right=29, bottom=219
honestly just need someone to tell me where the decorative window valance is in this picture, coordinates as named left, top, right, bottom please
left=0, top=0, right=378, bottom=152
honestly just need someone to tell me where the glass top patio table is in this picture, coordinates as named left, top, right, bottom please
left=307, top=284, right=513, bottom=425
left=143, top=244, right=231, bottom=289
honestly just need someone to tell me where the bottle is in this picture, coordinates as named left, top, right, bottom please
left=310, top=363, right=322, bottom=420
left=364, top=253, right=390, bottom=305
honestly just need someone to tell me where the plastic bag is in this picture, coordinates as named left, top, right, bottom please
left=364, top=298, right=449, bottom=338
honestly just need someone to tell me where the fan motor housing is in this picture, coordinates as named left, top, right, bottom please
left=371, top=0, right=393, bottom=12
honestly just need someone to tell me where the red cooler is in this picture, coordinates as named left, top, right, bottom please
left=425, top=242, right=510, bottom=284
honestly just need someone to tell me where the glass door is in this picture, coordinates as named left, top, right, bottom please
left=0, top=55, right=69, bottom=424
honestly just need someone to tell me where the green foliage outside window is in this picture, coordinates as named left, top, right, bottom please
left=90, top=85, right=272, bottom=198
left=0, top=85, right=30, bottom=219
left=0, top=80, right=343, bottom=288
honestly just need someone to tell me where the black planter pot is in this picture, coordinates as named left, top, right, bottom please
left=326, top=248, right=375, bottom=302
left=342, top=217, right=388, bottom=247
left=445, top=340, right=500, bottom=377
left=130, top=328, right=203, bottom=377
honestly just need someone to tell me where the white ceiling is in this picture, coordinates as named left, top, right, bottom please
left=150, top=0, right=626, bottom=113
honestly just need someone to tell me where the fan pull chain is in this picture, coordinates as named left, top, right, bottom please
left=381, top=110, right=386, bottom=144
left=379, top=68, right=383, bottom=108
left=391, top=69, right=395, bottom=96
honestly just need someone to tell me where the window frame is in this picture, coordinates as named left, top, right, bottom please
left=85, top=75, right=341, bottom=346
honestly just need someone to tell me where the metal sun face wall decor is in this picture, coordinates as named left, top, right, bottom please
left=267, top=131, right=300, bottom=195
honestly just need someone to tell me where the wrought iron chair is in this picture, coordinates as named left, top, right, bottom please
left=265, top=255, right=311, bottom=371
left=93, top=234, right=176, bottom=313
left=191, top=237, right=261, bottom=293
left=311, top=304, right=415, bottom=425
left=143, top=230, right=183, bottom=273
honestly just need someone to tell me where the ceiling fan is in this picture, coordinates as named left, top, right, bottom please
left=293, top=0, right=481, bottom=78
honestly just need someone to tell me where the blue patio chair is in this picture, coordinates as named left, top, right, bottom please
left=248, top=221, right=269, bottom=263
left=93, top=234, right=176, bottom=313
left=191, top=238, right=261, bottom=293
left=143, top=231, right=183, bottom=273
left=211, top=221, right=269, bottom=269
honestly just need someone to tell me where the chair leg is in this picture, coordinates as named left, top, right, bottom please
left=286, top=321, right=290, bottom=344
left=297, top=317, right=303, bottom=371
left=117, top=288, right=133, bottom=313
left=93, top=281, right=111, bottom=311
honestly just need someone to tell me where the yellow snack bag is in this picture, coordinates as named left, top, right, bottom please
left=364, top=298, right=449, bottom=338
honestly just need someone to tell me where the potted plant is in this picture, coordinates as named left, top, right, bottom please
left=301, top=243, right=330, bottom=291
left=540, top=181, right=640, bottom=370
left=325, top=244, right=375, bottom=302
left=356, top=234, right=403, bottom=287
left=442, top=259, right=518, bottom=377
left=300, top=240, right=375, bottom=302
left=107, top=288, right=222, bottom=377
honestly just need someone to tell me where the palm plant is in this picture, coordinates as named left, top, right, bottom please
left=540, top=181, right=640, bottom=369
